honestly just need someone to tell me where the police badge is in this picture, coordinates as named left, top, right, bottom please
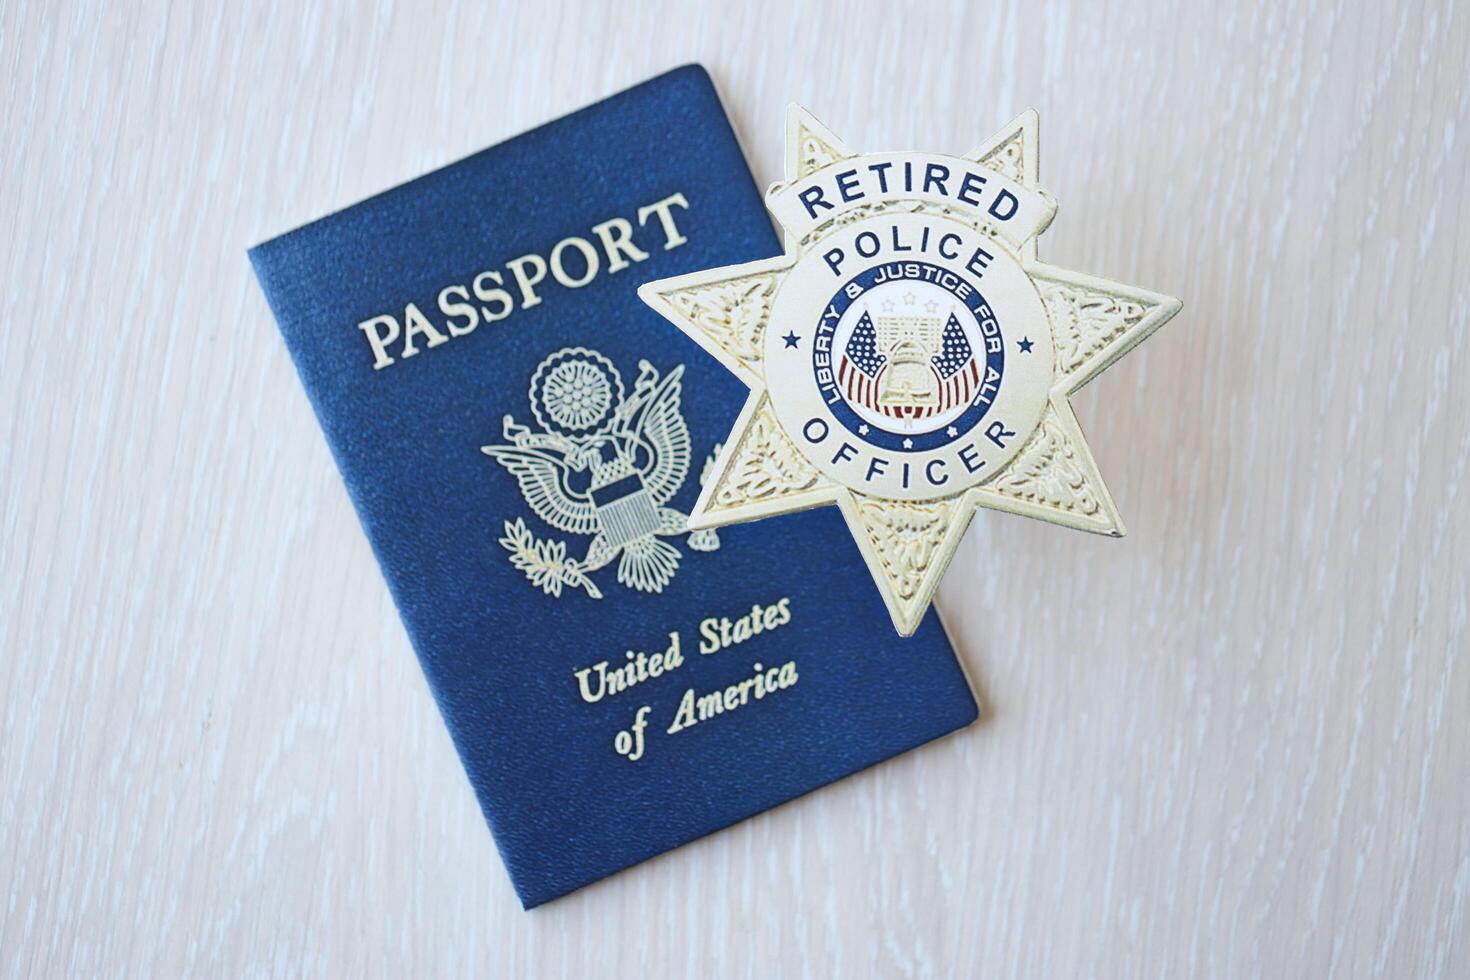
left=641, top=106, right=1182, bottom=635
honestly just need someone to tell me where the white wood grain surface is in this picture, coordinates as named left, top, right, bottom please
left=3, top=1, right=1468, bottom=976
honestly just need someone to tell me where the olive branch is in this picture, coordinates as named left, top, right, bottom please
left=498, top=518, right=603, bottom=599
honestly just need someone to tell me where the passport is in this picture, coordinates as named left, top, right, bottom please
left=248, top=65, right=978, bottom=908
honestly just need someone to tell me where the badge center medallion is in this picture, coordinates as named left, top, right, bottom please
left=763, top=213, right=1053, bottom=501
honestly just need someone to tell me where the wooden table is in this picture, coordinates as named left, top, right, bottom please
left=3, top=1, right=1466, bottom=975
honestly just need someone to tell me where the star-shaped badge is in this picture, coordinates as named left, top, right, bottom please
left=640, top=106, right=1181, bottom=635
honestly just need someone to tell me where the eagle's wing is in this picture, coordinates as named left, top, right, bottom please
left=630, top=367, right=692, bottom=506
left=479, top=446, right=599, bottom=535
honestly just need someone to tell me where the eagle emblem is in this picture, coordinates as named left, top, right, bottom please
left=481, top=347, right=719, bottom=599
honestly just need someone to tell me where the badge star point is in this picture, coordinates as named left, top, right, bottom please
left=784, top=102, right=856, bottom=188
left=1026, top=262, right=1184, bottom=395
left=636, top=255, right=793, bottom=390
left=967, top=393, right=1127, bottom=540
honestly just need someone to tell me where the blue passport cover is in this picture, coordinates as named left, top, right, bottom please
left=248, top=65, right=977, bottom=908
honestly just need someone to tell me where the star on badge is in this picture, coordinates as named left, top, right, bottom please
left=639, top=106, right=1181, bottom=635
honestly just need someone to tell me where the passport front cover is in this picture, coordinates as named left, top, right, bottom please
left=248, top=65, right=978, bottom=908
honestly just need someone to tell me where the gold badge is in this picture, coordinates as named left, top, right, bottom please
left=640, top=107, right=1181, bottom=635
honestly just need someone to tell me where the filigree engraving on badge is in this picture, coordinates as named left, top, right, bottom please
left=664, top=272, right=779, bottom=366
left=988, top=408, right=1104, bottom=520
left=976, top=130, right=1025, bottom=183
left=1042, top=281, right=1148, bottom=377
left=795, top=117, right=851, bottom=179
left=705, top=397, right=823, bottom=515
left=481, top=348, right=720, bottom=599
left=641, top=106, right=1182, bottom=634
left=852, top=496, right=955, bottom=600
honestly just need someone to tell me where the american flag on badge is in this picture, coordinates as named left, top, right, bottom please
left=929, top=312, right=981, bottom=414
left=836, top=310, right=888, bottom=408
left=837, top=308, right=979, bottom=420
